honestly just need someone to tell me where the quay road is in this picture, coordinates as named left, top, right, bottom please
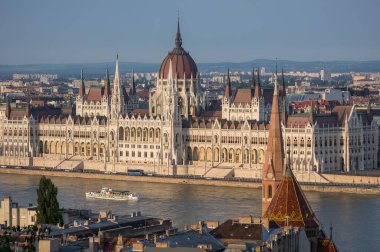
left=0, top=165, right=380, bottom=195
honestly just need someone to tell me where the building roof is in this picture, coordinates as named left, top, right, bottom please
left=154, top=229, right=224, bottom=252
left=210, top=219, right=263, bottom=242
left=286, top=115, right=310, bottom=128
left=331, top=106, right=353, bottom=127
left=159, top=20, right=197, bottom=79
left=317, top=238, right=339, bottom=252
left=87, top=86, right=104, bottom=102
left=233, top=88, right=253, bottom=105
left=265, top=165, right=319, bottom=230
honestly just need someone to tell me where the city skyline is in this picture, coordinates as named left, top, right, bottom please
left=1, top=0, right=380, bottom=65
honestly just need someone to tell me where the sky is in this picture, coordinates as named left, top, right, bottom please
left=0, top=0, right=379, bottom=65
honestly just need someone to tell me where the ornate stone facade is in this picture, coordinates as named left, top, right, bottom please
left=0, top=22, right=377, bottom=178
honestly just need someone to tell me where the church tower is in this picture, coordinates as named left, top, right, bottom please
left=262, top=69, right=285, bottom=216
left=110, top=54, right=125, bottom=118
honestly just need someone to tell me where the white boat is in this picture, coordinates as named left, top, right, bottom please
left=85, top=187, right=139, bottom=201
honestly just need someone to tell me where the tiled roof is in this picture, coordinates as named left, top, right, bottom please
left=87, top=86, right=104, bottom=102
left=233, top=88, right=253, bottom=104
left=331, top=106, right=353, bottom=127
left=265, top=166, right=319, bottom=230
left=210, top=219, right=262, bottom=241
left=287, top=115, right=310, bottom=128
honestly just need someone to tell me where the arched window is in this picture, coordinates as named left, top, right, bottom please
left=119, top=127, right=124, bottom=140
left=214, top=135, right=218, bottom=144
left=268, top=185, right=273, bottom=198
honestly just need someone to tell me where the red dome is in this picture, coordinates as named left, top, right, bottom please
left=159, top=20, right=198, bottom=79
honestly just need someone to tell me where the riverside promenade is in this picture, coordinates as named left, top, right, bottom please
left=0, top=167, right=379, bottom=195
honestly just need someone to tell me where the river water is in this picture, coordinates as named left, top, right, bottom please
left=0, top=173, right=378, bottom=251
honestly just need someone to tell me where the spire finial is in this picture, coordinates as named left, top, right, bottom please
left=275, top=57, right=278, bottom=74
left=114, top=54, right=120, bottom=81
left=104, top=66, right=111, bottom=97
left=129, top=69, right=136, bottom=96
left=79, top=68, right=86, bottom=97
left=251, top=67, right=255, bottom=88
left=274, top=67, right=278, bottom=96
left=175, top=16, right=182, bottom=48
left=225, top=65, right=232, bottom=98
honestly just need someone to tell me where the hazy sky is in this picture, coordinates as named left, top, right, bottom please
left=0, top=0, right=379, bottom=65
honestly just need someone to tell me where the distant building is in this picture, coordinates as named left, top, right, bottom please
left=0, top=196, right=37, bottom=227
left=321, top=88, right=350, bottom=104
left=260, top=67, right=266, bottom=76
left=320, top=69, right=331, bottom=81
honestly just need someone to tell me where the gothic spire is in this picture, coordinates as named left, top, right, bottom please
left=224, top=66, right=231, bottom=98
left=254, top=67, right=262, bottom=98
left=281, top=98, right=288, bottom=126
left=251, top=67, right=256, bottom=89
left=310, top=100, right=314, bottom=125
left=175, top=17, right=182, bottom=48
left=104, top=67, right=111, bottom=97
left=262, top=66, right=285, bottom=215
left=115, top=54, right=120, bottom=81
left=280, top=66, right=286, bottom=97
left=130, top=69, right=136, bottom=96
left=26, top=98, right=31, bottom=117
left=79, top=69, right=86, bottom=97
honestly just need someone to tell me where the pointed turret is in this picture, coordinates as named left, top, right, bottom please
left=281, top=98, right=288, bottom=126
left=6, top=99, right=11, bottom=118
left=253, top=68, right=262, bottom=98
left=310, top=100, right=315, bottom=125
left=251, top=67, right=256, bottom=89
left=26, top=99, right=31, bottom=117
left=262, top=69, right=285, bottom=216
left=224, top=66, right=232, bottom=98
left=115, top=54, right=120, bottom=81
left=104, top=67, right=111, bottom=97
left=264, top=163, right=319, bottom=230
left=110, top=54, right=124, bottom=118
left=79, top=69, right=86, bottom=97
left=175, top=17, right=182, bottom=49
left=280, top=67, right=286, bottom=97
left=130, top=70, right=136, bottom=96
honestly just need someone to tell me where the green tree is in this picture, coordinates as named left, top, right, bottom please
left=36, top=176, right=63, bottom=225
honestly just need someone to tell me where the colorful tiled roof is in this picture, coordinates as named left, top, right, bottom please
left=265, top=165, right=319, bottom=229
left=233, top=88, right=253, bottom=105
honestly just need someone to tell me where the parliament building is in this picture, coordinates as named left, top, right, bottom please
left=0, top=21, right=378, bottom=179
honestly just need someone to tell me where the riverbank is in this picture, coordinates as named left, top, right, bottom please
left=1, top=168, right=380, bottom=195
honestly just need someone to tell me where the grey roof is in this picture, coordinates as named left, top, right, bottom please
left=139, top=229, right=225, bottom=252
left=46, top=215, right=150, bottom=237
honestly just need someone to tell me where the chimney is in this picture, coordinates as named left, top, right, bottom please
left=198, top=221, right=205, bottom=234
